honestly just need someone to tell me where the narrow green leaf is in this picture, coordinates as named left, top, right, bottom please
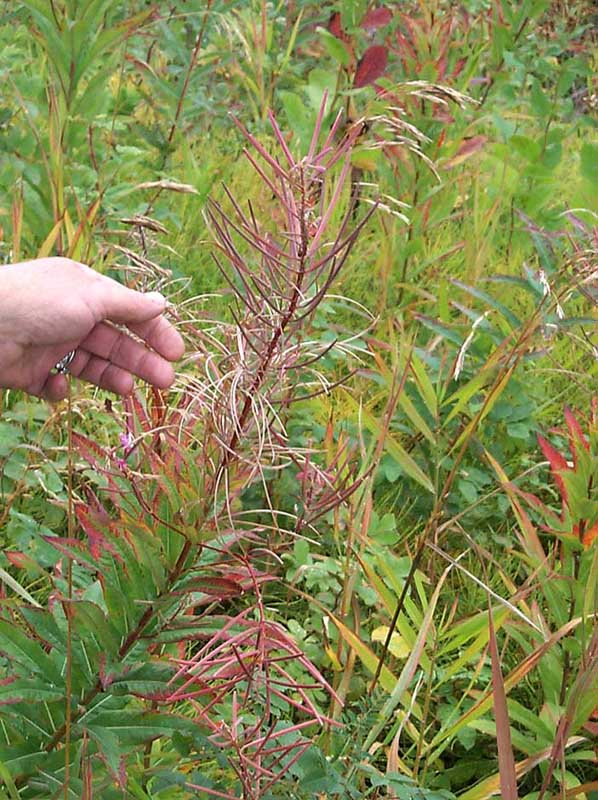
left=0, top=679, right=63, bottom=704
left=410, top=352, right=438, bottom=418
left=71, top=600, right=121, bottom=658
left=450, top=278, right=521, bottom=329
left=364, top=563, right=450, bottom=751
left=358, top=405, right=434, bottom=493
left=0, top=760, right=20, bottom=800
left=0, top=567, right=41, bottom=608
left=0, top=620, right=62, bottom=683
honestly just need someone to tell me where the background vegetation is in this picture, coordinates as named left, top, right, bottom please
left=0, top=0, right=597, bottom=797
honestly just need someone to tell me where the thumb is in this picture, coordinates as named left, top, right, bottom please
left=99, top=279, right=166, bottom=325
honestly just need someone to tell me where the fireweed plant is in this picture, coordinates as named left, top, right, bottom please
left=0, top=102, right=429, bottom=797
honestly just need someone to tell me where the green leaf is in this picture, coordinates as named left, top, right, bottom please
left=364, top=565, right=449, bottom=750
left=0, top=423, right=22, bottom=457
left=280, top=90, right=314, bottom=152
left=317, top=26, right=351, bottom=66
left=86, top=725, right=121, bottom=780
left=368, top=512, right=398, bottom=545
left=510, top=134, right=541, bottom=163
left=0, top=567, right=41, bottom=608
left=0, top=679, right=63, bottom=704
left=110, top=662, right=177, bottom=698
left=86, top=710, right=200, bottom=746
left=363, top=406, right=435, bottom=493
left=0, top=620, right=62, bottom=683
left=71, top=600, right=121, bottom=658
left=450, top=279, right=521, bottom=330
left=306, top=68, right=337, bottom=114
left=0, top=759, right=21, bottom=800
left=580, top=143, right=598, bottom=183
left=20, top=607, right=65, bottom=650
left=414, top=315, right=464, bottom=347
left=410, top=352, right=438, bottom=418
left=530, top=79, right=551, bottom=117
left=340, top=0, right=367, bottom=29
left=325, top=611, right=399, bottom=694
left=0, top=746, right=48, bottom=780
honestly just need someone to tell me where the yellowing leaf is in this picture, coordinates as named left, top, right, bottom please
left=372, top=626, right=410, bottom=659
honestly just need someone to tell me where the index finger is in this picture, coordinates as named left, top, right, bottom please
left=128, top=314, right=185, bottom=362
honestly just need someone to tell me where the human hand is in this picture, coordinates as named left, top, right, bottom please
left=0, top=257, right=185, bottom=401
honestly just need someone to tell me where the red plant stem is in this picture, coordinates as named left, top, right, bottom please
left=167, top=1, right=214, bottom=148
left=216, top=179, right=309, bottom=475
left=41, top=124, right=343, bottom=770
left=144, top=0, right=214, bottom=215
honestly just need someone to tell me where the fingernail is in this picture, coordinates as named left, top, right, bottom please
left=146, top=291, right=166, bottom=306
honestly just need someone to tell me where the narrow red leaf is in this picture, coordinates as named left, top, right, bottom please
left=328, top=11, right=345, bottom=40
left=5, top=551, right=34, bottom=570
left=581, top=521, right=598, bottom=548
left=451, top=56, right=467, bottom=78
left=43, top=537, right=98, bottom=571
left=75, top=507, right=120, bottom=561
left=73, top=432, right=106, bottom=466
left=361, top=6, right=393, bottom=31
left=488, top=607, right=519, bottom=800
left=537, top=434, right=569, bottom=505
left=564, top=406, right=590, bottom=465
left=180, top=576, right=244, bottom=598
left=395, top=29, right=418, bottom=64
left=437, top=54, right=448, bottom=79
left=125, top=392, right=152, bottom=434
left=443, top=135, right=488, bottom=169
left=354, top=45, right=388, bottom=88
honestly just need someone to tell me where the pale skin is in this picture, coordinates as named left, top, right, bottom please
left=0, top=258, right=185, bottom=402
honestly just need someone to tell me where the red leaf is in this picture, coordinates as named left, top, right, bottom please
left=125, top=392, right=151, bottom=434
left=6, top=551, right=33, bottom=570
left=581, top=521, right=598, bottom=549
left=75, top=507, right=120, bottom=561
left=437, top=54, right=448, bottom=79
left=488, top=608, right=519, bottom=800
left=537, top=434, right=569, bottom=505
left=564, top=406, right=589, bottom=465
left=328, top=12, right=345, bottom=40
left=181, top=576, right=244, bottom=598
left=443, top=135, right=488, bottom=169
left=395, top=29, right=418, bottom=64
left=354, top=45, right=388, bottom=88
left=451, top=56, right=467, bottom=79
left=43, top=537, right=98, bottom=571
left=361, top=6, right=393, bottom=31
left=73, top=432, right=106, bottom=467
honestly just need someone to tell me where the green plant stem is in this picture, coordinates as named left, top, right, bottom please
left=480, top=12, right=531, bottom=105
left=412, top=626, right=439, bottom=779
left=397, top=161, right=421, bottom=306
left=167, top=0, right=214, bottom=149
left=143, top=0, right=214, bottom=217
left=63, top=377, right=73, bottom=798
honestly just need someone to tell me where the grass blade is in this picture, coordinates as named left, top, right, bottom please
left=0, top=566, right=41, bottom=608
